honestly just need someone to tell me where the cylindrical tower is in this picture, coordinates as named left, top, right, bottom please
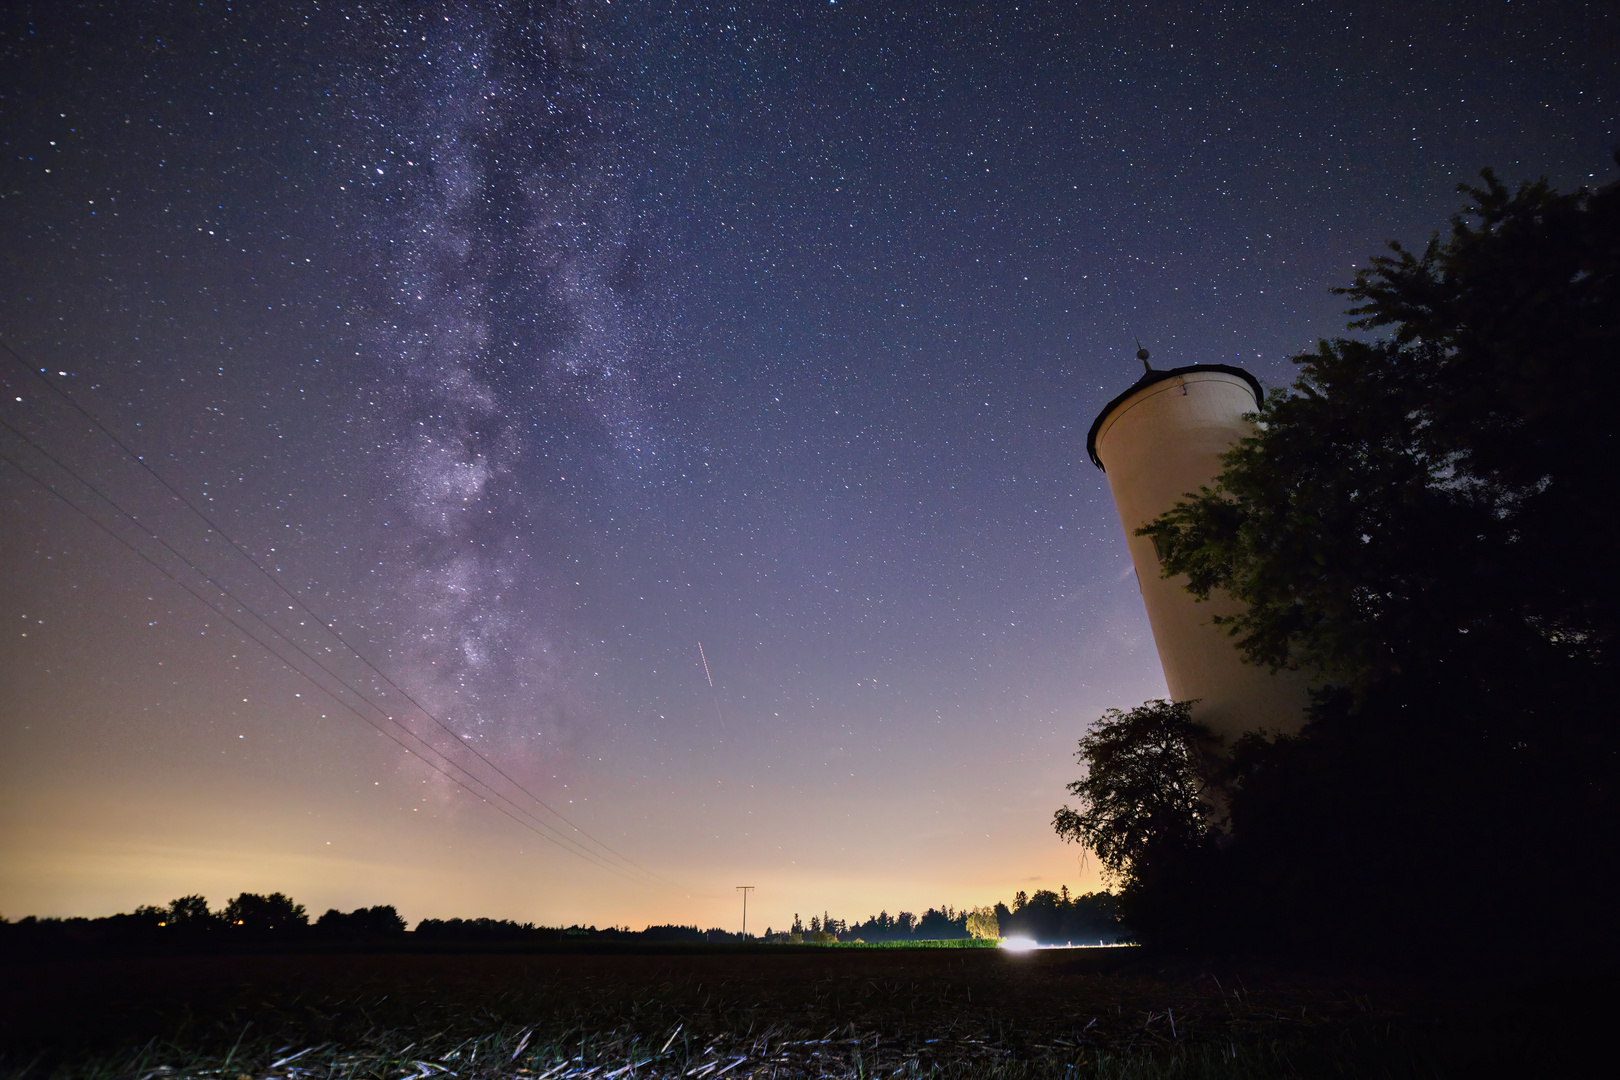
left=1087, top=353, right=1308, bottom=740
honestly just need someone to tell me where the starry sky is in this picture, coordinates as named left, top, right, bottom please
left=2, top=1, right=1615, bottom=931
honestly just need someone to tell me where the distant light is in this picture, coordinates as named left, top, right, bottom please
left=999, top=937, right=1038, bottom=952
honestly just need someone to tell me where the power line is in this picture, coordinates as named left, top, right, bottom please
left=0, top=335, right=664, bottom=884
left=0, top=428, right=652, bottom=883
left=0, top=442, right=653, bottom=883
left=0, top=416, right=654, bottom=883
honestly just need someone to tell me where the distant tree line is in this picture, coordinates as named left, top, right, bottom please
left=1001, top=888, right=1119, bottom=945
left=0, top=888, right=1122, bottom=951
left=759, top=890, right=1121, bottom=945
left=1057, top=165, right=1620, bottom=962
left=412, top=919, right=752, bottom=944
left=0, top=893, right=406, bottom=946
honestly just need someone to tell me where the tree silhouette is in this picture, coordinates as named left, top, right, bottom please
left=166, top=895, right=216, bottom=929
left=1142, top=166, right=1620, bottom=690
left=1053, top=700, right=1218, bottom=886
left=1124, top=164, right=1620, bottom=956
left=222, top=892, right=308, bottom=933
left=315, top=905, right=406, bottom=937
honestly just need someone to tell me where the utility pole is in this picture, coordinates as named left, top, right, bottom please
left=736, top=885, right=755, bottom=938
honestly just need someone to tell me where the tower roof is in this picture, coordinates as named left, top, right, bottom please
left=1085, top=363, right=1264, bottom=470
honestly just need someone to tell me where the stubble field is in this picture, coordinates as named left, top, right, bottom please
left=0, top=945, right=1604, bottom=1079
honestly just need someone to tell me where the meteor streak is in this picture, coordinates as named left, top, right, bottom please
left=698, top=641, right=724, bottom=728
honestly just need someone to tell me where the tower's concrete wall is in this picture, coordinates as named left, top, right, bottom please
left=1093, top=369, right=1308, bottom=740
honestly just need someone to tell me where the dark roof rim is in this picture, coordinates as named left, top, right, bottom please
left=1085, top=364, right=1265, bottom=470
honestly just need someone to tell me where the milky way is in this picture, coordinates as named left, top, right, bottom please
left=348, top=2, right=677, bottom=760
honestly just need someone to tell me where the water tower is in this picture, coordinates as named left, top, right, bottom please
left=1086, top=348, right=1308, bottom=740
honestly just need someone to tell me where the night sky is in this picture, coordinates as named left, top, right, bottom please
left=2, top=1, right=1614, bottom=931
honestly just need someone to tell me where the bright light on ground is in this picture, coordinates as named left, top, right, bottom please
left=998, top=939, right=1134, bottom=951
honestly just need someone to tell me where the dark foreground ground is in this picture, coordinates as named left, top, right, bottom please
left=1, top=945, right=1610, bottom=1078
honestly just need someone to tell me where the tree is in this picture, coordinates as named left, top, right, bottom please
left=1130, top=165, right=1620, bottom=956
left=965, top=905, right=1000, bottom=940
left=1054, top=699, right=1228, bottom=947
left=221, top=892, right=308, bottom=933
left=165, top=895, right=217, bottom=930
left=315, top=904, right=407, bottom=937
left=1053, top=700, right=1219, bottom=886
left=1142, top=166, right=1620, bottom=691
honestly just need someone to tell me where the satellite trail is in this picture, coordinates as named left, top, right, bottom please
left=698, top=641, right=724, bottom=728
